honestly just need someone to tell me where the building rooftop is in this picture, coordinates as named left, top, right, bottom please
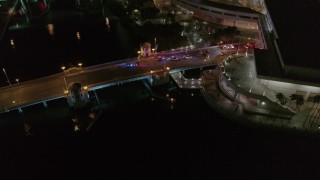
left=265, top=0, right=320, bottom=70
left=187, top=0, right=261, bottom=15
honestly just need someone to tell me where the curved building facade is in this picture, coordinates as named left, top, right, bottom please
left=172, top=0, right=320, bottom=107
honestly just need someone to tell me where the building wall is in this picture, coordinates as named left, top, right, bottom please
left=260, top=79, right=320, bottom=102
left=173, top=0, right=267, bottom=49
left=208, top=0, right=266, bottom=14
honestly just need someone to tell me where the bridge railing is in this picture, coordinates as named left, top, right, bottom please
left=1, top=94, right=66, bottom=113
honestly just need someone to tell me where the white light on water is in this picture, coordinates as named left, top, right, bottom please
left=47, top=24, right=55, bottom=36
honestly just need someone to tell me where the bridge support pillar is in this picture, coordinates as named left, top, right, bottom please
left=3, top=105, right=8, bottom=112
left=18, top=108, right=23, bottom=113
left=66, top=82, right=90, bottom=109
left=149, top=72, right=170, bottom=86
left=93, top=90, right=100, bottom=108
left=43, top=101, right=48, bottom=108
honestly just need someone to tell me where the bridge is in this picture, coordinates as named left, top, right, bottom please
left=0, top=46, right=228, bottom=113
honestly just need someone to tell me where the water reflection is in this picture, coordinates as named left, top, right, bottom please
left=76, top=31, right=81, bottom=41
left=10, top=39, right=15, bottom=48
left=70, top=106, right=100, bottom=133
left=72, top=118, right=81, bottom=132
left=105, top=17, right=110, bottom=32
left=24, top=122, right=33, bottom=136
left=47, top=23, right=55, bottom=36
left=0, top=0, right=141, bottom=86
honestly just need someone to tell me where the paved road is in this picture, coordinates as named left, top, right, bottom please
left=0, top=46, right=224, bottom=112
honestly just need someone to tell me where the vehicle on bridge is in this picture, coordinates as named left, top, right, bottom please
left=182, top=55, right=193, bottom=59
left=170, top=56, right=179, bottom=61
left=156, top=55, right=166, bottom=61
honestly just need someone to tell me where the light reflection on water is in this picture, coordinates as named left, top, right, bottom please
left=0, top=0, right=138, bottom=87
left=47, top=23, right=55, bottom=36
left=0, top=81, right=195, bottom=137
left=1, top=66, right=320, bottom=179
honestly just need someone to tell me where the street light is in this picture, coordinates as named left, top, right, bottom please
left=61, top=66, right=66, bottom=75
left=2, top=68, right=11, bottom=86
left=16, top=78, right=19, bottom=84
left=61, top=66, right=68, bottom=90
left=228, top=73, right=231, bottom=81
left=154, top=37, right=157, bottom=53
left=245, top=46, right=248, bottom=57
left=137, top=51, right=141, bottom=59
left=78, top=63, right=83, bottom=71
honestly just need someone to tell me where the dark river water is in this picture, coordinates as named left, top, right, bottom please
left=1, top=0, right=320, bottom=179
left=0, top=0, right=141, bottom=85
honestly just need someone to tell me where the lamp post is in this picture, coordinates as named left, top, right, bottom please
left=78, top=62, right=83, bottom=71
left=137, top=51, right=141, bottom=59
left=61, top=66, right=66, bottom=75
left=61, top=66, right=68, bottom=90
left=154, top=37, right=156, bottom=49
left=16, top=78, right=19, bottom=84
left=2, top=68, right=11, bottom=86
left=236, top=36, right=244, bottom=55
left=245, top=46, right=249, bottom=57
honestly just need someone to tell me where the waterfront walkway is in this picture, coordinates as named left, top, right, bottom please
left=200, top=54, right=320, bottom=135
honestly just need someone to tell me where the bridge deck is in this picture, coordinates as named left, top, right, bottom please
left=0, top=46, right=227, bottom=113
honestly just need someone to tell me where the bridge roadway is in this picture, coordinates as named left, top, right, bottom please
left=0, top=46, right=224, bottom=113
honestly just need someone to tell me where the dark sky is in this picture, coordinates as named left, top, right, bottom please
left=265, top=0, right=320, bottom=69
